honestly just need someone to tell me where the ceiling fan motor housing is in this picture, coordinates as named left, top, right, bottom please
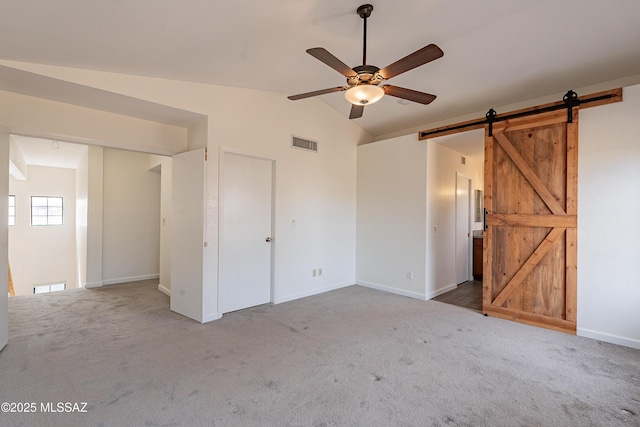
left=348, top=65, right=383, bottom=87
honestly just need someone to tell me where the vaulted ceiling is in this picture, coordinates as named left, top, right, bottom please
left=2, top=1, right=640, bottom=138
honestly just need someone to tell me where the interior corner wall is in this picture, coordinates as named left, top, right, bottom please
left=577, top=83, right=640, bottom=349
left=9, top=166, right=78, bottom=295
left=355, top=133, right=485, bottom=302
left=425, top=141, right=483, bottom=299
left=356, top=134, right=428, bottom=299
left=102, top=148, right=161, bottom=284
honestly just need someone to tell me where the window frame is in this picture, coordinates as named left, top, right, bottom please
left=30, top=196, right=64, bottom=226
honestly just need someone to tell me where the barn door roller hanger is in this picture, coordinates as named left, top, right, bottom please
left=485, top=90, right=612, bottom=136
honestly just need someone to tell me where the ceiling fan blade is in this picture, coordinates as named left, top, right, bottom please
left=378, top=44, right=444, bottom=80
left=349, top=104, right=364, bottom=119
left=383, top=85, right=437, bottom=105
left=288, top=86, right=348, bottom=100
left=307, top=48, right=357, bottom=78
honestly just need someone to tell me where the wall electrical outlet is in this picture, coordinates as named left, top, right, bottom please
left=318, top=268, right=323, bottom=276
left=312, top=269, right=317, bottom=277
left=407, top=271, right=413, bottom=279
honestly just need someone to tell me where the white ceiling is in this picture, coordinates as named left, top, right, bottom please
left=11, top=135, right=88, bottom=170
left=1, top=0, right=640, bottom=140
left=433, top=129, right=485, bottom=164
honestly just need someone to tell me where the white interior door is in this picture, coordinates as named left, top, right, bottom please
left=0, top=128, right=9, bottom=351
left=220, top=152, right=273, bottom=314
left=455, top=174, right=471, bottom=285
left=171, top=148, right=206, bottom=322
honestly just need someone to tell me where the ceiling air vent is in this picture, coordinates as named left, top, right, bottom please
left=291, top=135, right=318, bottom=153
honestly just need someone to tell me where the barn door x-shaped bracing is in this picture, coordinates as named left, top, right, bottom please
left=483, top=109, right=578, bottom=334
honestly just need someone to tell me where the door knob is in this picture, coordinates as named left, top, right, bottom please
left=265, top=237, right=272, bottom=242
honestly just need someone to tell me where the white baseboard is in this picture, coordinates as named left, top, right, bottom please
left=577, top=327, right=640, bottom=350
left=157, top=284, right=171, bottom=297
left=84, top=281, right=103, bottom=289
left=274, top=282, right=353, bottom=304
left=102, top=274, right=159, bottom=286
left=426, top=283, right=458, bottom=300
left=203, top=312, right=222, bottom=323
left=356, top=280, right=427, bottom=300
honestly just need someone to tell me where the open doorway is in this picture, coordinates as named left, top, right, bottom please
left=455, top=173, right=472, bottom=285
left=430, top=129, right=484, bottom=311
left=8, top=135, right=171, bottom=297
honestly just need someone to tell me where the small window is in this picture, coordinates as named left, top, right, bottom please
left=8, top=195, right=15, bottom=226
left=34, top=282, right=66, bottom=294
left=31, top=196, right=63, bottom=226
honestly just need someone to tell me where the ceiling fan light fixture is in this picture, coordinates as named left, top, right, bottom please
left=344, top=84, right=384, bottom=106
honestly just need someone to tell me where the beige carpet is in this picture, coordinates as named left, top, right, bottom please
left=1, top=280, right=639, bottom=426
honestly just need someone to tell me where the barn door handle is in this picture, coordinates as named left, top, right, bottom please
left=484, top=209, right=488, bottom=231
left=265, top=237, right=272, bottom=242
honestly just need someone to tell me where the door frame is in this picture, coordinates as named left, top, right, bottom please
left=218, top=147, right=276, bottom=314
left=455, top=172, right=473, bottom=284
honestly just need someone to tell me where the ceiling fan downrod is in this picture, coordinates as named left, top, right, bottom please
left=357, top=4, right=374, bottom=66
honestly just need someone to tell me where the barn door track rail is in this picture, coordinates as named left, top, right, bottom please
left=418, top=88, right=622, bottom=140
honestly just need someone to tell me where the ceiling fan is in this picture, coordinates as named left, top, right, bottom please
left=288, top=4, right=444, bottom=119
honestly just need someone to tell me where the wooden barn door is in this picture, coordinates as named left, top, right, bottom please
left=483, top=109, right=578, bottom=334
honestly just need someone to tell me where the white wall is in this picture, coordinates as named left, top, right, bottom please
left=270, top=122, right=360, bottom=304
left=102, top=148, right=161, bottom=284
left=425, top=141, right=483, bottom=298
left=356, top=134, right=428, bottom=299
left=355, top=133, right=484, bottom=300
left=9, top=166, right=78, bottom=295
left=577, top=84, right=640, bottom=349
left=0, top=90, right=187, bottom=155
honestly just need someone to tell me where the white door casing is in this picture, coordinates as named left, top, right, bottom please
left=171, top=148, right=206, bottom=322
left=220, top=152, right=273, bottom=314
